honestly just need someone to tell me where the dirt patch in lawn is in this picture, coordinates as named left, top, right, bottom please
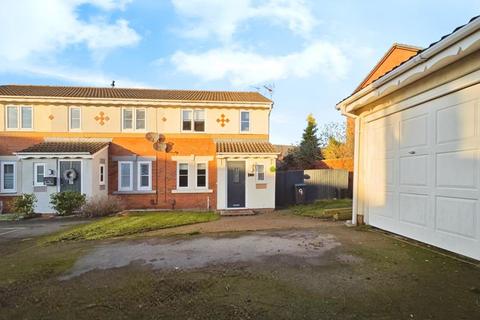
left=62, top=230, right=342, bottom=279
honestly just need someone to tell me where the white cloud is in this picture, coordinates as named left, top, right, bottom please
left=4, top=62, right=149, bottom=88
left=171, top=41, right=349, bottom=86
left=171, top=0, right=317, bottom=42
left=0, top=0, right=140, bottom=84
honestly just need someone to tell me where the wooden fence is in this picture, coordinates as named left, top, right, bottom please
left=275, top=169, right=350, bottom=207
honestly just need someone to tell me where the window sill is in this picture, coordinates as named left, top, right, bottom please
left=0, top=192, right=19, bottom=196
left=171, top=189, right=213, bottom=194
left=113, top=190, right=156, bottom=195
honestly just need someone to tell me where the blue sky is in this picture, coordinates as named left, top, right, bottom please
left=1, top=0, right=479, bottom=144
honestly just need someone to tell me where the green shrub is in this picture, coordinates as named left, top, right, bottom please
left=50, top=192, right=86, bottom=216
left=81, top=195, right=125, bottom=217
left=13, top=194, right=37, bottom=218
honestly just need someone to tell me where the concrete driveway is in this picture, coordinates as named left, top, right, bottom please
left=0, top=217, right=88, bottom=240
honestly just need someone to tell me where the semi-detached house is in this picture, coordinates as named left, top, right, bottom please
left=0, top=85, right=278, bottom=213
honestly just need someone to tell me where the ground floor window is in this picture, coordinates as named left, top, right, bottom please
left=99, top=164, right=106, bottom=185
left=138, top=161, right=152, bottom=190
left=256, top=164, right=265, bottom=182
left=118, top=160, right=152, bottom=192
left=1, top=161, right=16, bottom=193
left=34, top=163, right=46, bottom=186
left=178, top=163, right=189, bottom=188
left=118, top=161, right=133, bottom=191
left=196, top=163, right=207, bottom=187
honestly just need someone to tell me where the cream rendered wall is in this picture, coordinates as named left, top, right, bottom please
left=216, top=156, right=276, bottom=210
left=90, top=147, right=109, bottom=198
left=1, top=103, right=271, bottom=135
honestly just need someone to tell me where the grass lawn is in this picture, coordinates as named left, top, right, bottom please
left=291, top=199, right=352, bottom=219
left=44, top=211, right=219, bottom=243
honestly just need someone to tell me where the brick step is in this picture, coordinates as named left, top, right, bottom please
left=219, top=210, right=257, bottom=216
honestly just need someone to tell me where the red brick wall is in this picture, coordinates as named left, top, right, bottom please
left=0, top=196, right=17, bottom=213
left=109, top=136, right=217, bottom=210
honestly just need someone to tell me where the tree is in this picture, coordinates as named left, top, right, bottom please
left=318, top=121, right=353, bottom=159
left=279, top=114, right=322, bottom=170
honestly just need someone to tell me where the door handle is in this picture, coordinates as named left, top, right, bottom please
left=408, top=150, right=416, bottom=155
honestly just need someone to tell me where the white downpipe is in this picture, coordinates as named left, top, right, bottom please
left=341, top=108, right=360, bottom=225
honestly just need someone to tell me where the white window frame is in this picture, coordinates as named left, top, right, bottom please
left=122, top=107, right=134, bottom=131
left=135, top=108, right=147, bottom=131
left=34, top=163, right=46, bottom=187
left=195, top=162, right=208, bottom=189
left=181, top=109, right=193, bottom=132
left=1, top=161, right=17, bottom=193
left=99, top=164, right=106, bottom=186
left=255, top=164, right=265, bottom=182
left=240, top=110, right=250, bottom=133
left=181, top=109, right=206, bottom=132
left=118, top=161, right=133, bottom=191
left=122, top=107, right=147, bottom=132
left=137, top=161, right=152, bottom=191
left=69, top=106, right=81, bottom=131
left=5, top=105, right=33, bottom=130
left=177, top=162, right=189, bottom=189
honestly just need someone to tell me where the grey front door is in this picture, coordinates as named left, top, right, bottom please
left=227, top=161, right=245, bottom=208
left=59, top=160, right=81, bottom=192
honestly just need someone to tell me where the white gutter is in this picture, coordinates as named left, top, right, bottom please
left=337, top=17, right=480, bottom=111
left=0, top=95, right=273, bottom=109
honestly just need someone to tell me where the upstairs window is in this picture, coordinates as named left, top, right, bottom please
left=6, top=106, right=32, bottom=130
left=1, top=162, right=16, bottom=193
left=182, top=110, right=192, bottom=131
left=70, top=107, right=81, bottom=130
left=178, top=163, right=189, bottom=188
left=135, top=109, right=146, bottom=130
left=34, top=163, right=46, bottom=187
left=194, top=110, right=205, bottom=132
left=182, top=109, right=205, bottom=132
left=240, top=111, right=250, bottom=132
left=122, top=108, right=134, bottom=130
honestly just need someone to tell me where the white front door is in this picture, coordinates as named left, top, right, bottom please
left=365, top=84, right=480, bottom=260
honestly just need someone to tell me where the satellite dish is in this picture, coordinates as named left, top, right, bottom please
left=145, top=132, right=160, bottom=143
left=153, top=141, right=167, bottom=152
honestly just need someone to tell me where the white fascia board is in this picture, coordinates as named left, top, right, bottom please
left=337, top=19, right=480, bottom=113
left=216, top=153, right=279, bottom=159
left=0, top=96, right=273, bottom=109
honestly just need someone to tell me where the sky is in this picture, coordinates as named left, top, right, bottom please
left=0, top=0, right=479, bottom=144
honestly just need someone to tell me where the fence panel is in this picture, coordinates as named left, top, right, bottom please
left=275, top=170, right=304, bottom=207
left=304, top=169, right=349, bottom=202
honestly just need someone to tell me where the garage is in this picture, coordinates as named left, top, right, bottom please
left=337, top=16, right=480, bottom=260
left=365, top=84, right=480, bottom=260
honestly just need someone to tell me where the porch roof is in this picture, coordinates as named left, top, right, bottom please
left=216, top=140, right=277, bottom=154
left=16, top=141, right=110, bottom=155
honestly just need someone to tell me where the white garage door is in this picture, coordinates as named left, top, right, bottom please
left=365, top=84, right=480, bottom=260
